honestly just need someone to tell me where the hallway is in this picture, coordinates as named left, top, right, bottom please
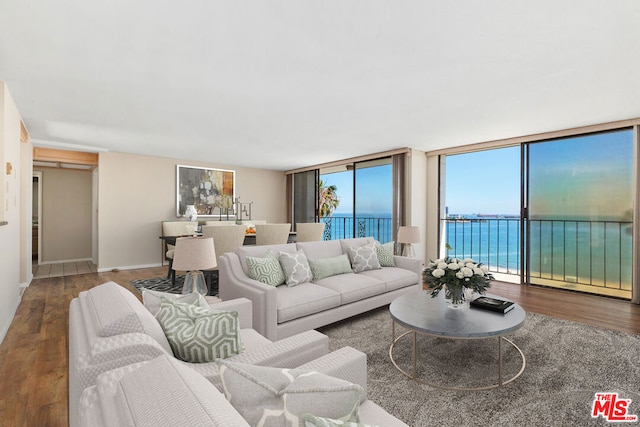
left=32, top=261, right=97, bottom=279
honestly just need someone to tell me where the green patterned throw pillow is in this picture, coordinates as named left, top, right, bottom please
left=278, top=251, right=313, bottom=286
left=247, top=250, right=285, bottom=286
left=218, top=360, right=363, bottom=426
left=156, top=297, right=243, bottom=362
left=375, top=241, right=395, bottom=267
left=347, top=242, right=381, bottom=273
left=308, top=254, right=353, bottom=282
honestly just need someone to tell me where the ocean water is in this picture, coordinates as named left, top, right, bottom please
left=445, top=216, right=632, bottom=291
left=323, top=213, right=632, bottom=292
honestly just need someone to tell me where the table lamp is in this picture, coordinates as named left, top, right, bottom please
left=172, top=237, right=217, bottom=295
left=397, top=226, right=420, bottom=257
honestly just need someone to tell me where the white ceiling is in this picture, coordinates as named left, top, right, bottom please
left=1, top=1, right=639, bottom=170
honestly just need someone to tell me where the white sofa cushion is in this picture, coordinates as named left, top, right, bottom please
left=358, top=267, right=419, bottom=292
left=314, top=274, right=386, bottom=305
left=84, top=282, right=173, bottom=354
left=218, top=360, right=363, bottom=426
left=297, top=240, right=344, bottom=259
left=276, top=284, right=341, bottom=323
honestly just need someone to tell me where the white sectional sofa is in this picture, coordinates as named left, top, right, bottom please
left=219, top=237, right=423, bottom=341
left=68, top=282, right=330, bottom=427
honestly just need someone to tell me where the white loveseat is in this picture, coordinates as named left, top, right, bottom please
left=219, top=237, right=423, bottom=341
left=68, top=282, right=330, bottom=427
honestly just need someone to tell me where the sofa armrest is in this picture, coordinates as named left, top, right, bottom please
left=296, top=346, right=368, bottom=402
left=208, top=297, right=253, bottom=329
left=393, top=255, right=424, bottom=278
left=219, top=253, right=279, bottom=339
left=230, top=329, right=329, bottom=370
left=189, top=329, right=330, bottom=390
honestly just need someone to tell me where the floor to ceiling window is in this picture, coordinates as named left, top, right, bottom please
left=289, top=152, right=404, bottom=244
left=525, top=129, right=634, bottom=299
left=320, top=158, right=394, bottom=242
left=440, top=127, right=635, bottom=300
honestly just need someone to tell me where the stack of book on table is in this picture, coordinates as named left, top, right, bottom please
left=470, top=296, right=515, bottom=314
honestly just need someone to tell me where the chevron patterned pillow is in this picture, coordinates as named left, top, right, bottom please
left=246, top=250, right=286, bottom=286
left=156, top=297, right=243, bottom=362
left=375, top=241, right=395, bottom=267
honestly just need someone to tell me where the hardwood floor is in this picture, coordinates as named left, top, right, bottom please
left=0, top=267, right=638, bottom=426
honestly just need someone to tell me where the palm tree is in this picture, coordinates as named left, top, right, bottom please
left=318, top=179, right=340, bottom=218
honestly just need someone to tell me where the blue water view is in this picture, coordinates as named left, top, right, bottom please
left=322, top=212, right=632, bottom=293
left=445, top=214, right=632, bottom=292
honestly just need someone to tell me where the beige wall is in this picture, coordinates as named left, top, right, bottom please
left=98, top=152, right=287, bottom=270
left=0, top=83, right=26, bottom=342
left=34, top=167, right=93, bottom=262
left=406, top=149, right=427, bottom=263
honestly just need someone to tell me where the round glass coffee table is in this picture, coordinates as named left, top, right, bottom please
left=389, top=290, right=526, bottom=390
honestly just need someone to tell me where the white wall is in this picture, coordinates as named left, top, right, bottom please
left=97, top=152, right=287, bottom=271
left=0, top=83, right=26, bottom=342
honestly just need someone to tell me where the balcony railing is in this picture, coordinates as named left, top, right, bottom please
left=443, top=217, right=632, bottom=294
left=321, top=216, right=393, bottom=243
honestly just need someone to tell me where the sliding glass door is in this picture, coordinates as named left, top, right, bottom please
left=441, top=128, right=635, bottom=299
left=524, top=129, right=634, bottom=299
left=314, top=157, right=394, bottom=242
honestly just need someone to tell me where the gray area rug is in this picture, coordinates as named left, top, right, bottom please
left=318, top=307, right=640, bottom=427
left=129, top=276, right=186, bottom=294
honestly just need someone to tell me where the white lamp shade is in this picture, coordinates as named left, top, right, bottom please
left=397, top=226, right=420, bottom=244
left=172, top=237, right=217, bottom=271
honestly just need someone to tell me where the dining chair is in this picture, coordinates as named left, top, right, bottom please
left=295, top=222, right=326, bottom=242
left=201, top=225, right=246, bottom=264
left=162, top=221, right=199, bottom=281
left=255, top=223, right=291, bottom=245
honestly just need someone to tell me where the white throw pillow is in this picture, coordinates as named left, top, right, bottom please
left=347, top=242, right=381, bottom=273
left=278, top=251, right=313, bottom=286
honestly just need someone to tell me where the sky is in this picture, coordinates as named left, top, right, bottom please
left=446, top=146, right=521, bottom=215
left=446, top=129, right=634, bottom=219
left=320, top=164, right=392, bottom=215
left=319, top=128, right=634, bottom=219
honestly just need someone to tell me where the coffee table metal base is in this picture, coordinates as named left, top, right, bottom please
left=389, top=321, right=526, bottom=391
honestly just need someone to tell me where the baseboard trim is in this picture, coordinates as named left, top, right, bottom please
left=97, top=263, right=162, bottom=273
left=0, top=295, right=22, bottom=345
left=38, top=258, right=94, bottom=265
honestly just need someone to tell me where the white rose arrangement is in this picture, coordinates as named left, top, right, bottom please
left=422, top=257, right=494, bottom=305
